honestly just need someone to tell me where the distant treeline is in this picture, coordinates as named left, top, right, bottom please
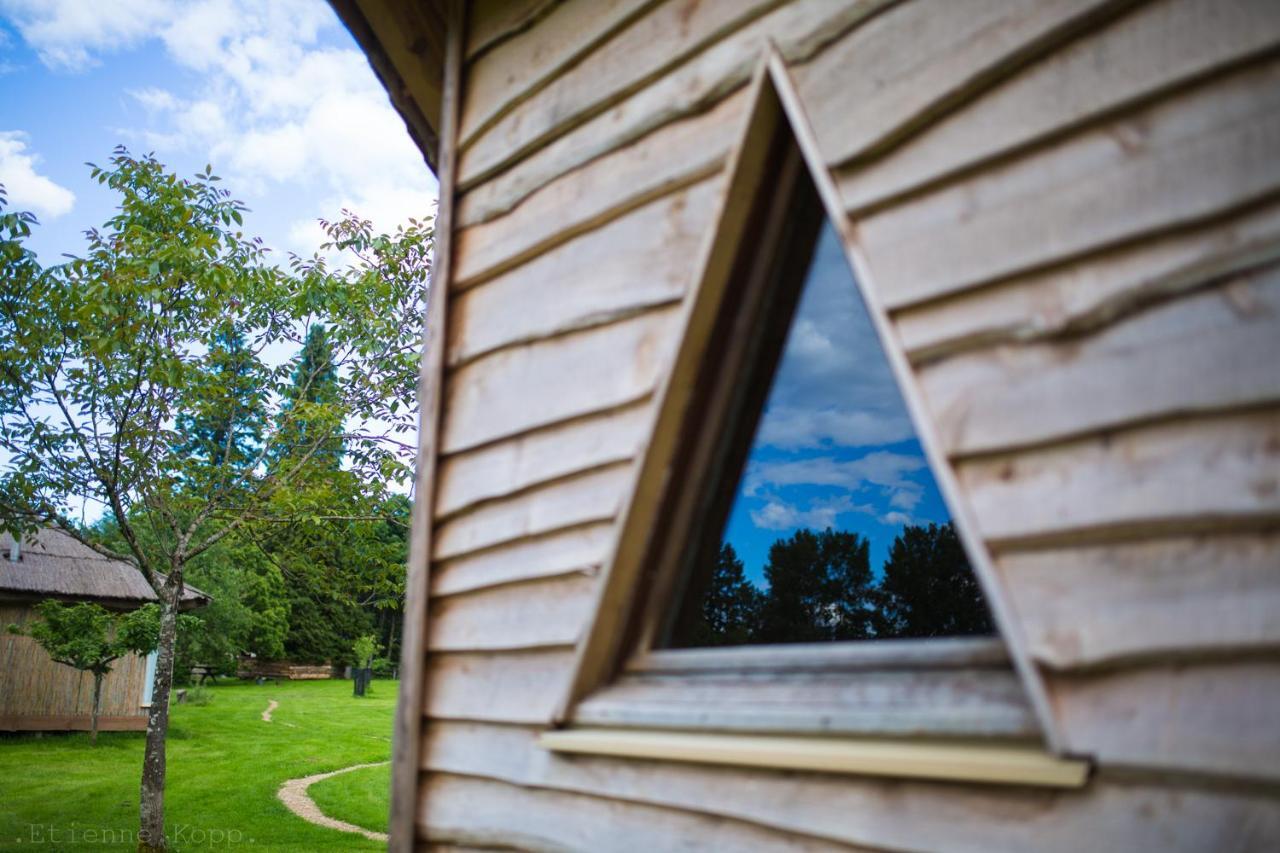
left=674, top=521, right=993, bottom=647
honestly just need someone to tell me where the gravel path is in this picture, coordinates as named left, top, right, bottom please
left=261, top=699, right=278, bottom=722
left=276, top=761, right=390, bottom=843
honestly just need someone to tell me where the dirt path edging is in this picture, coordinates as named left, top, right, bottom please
left=261, top=699, right=278, bottom=722
left=277, top=761, right=390, bottom=843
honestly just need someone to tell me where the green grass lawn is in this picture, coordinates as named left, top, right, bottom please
left=307, top=762, right=391, bottom=836
left=0, top=678, right=396, bottom=851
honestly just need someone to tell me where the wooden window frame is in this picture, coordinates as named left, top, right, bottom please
left=547, top=51, right=1083, bottom=787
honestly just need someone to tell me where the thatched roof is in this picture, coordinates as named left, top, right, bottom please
left=0, top=527, right=209, bottom=610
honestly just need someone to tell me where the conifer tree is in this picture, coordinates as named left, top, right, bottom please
left=878, top=522, right=993, bottom=638
left=176, top=326, right=265, bottom=469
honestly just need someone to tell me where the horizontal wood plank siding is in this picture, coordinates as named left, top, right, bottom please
left=428, top=572, right=598, bottom=652
left=861, top=55, right=1280, bottom=309
left=1050, top=660, right=1280, bottom=781
left=456, top=0, right=785, bottom=190
left=794, top=0, right=1134, bottom=169
left=957, top=409, right=1280, bottom=547
left=420, top=772, right=859, bottom=852
left=430, top=523, right=612, bottom=598
left=918, top=264, right=1280, bottom=456
left=997, top=534, right=1280, bottom=671
left=896, top=196, right=1280, bottom=362
left=421, top=721, right=1280, bottom=852
left=836, top=0, right=1280, bottom=215
left=406, top=0, right=1280, bottom=845
left=456, top=0, right=893, bottom=229
left=441, top=308, right=678, bottom=453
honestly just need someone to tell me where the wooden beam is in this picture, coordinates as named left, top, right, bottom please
left=388, top=2, right=462, bottom=850
left=539, top=728, right=1090, bottom=788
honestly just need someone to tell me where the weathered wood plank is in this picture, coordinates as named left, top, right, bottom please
left=896, top=196, right=1280, bottom=362
left=349, top=0, right=446, bottom=167
left=441, top=306, right=680, bottom=453
left=436, top=401, right=650, bottom=519
left=448, top=177, right=720, bottom=365
left=572, top=668, right=1038, bottom=738
left=433, top=462, right=631, bottom=561
left=389, top=4, right=460, bottom=848
left=452, top=91, right=741, bottom=288
left=457, top=0, right=784, bottom=190
left=457, top=0, right=891, bottom=229
left=627, top=637, right=1009, bottom=674
left=422, top=721, right=1280, bottom=852
left=958, top=409, right=1280, bottom=546
left=428, top=572, right=598, bottom=652
left=1051, top=659, right=1280, bottom=781
left=795, top=0, right=1130, bottom=169
left=424, top=648, right=576, bottom=723
left=838, top=0, right=1280, bottom=214
left=430, top=522, right=613, bottom=598
left=919, top=264, right=1280, bottom=456
left=862, top=57, right=1280, bottom=309
left=461, top=0, right=656, bottom=146
left=420, top=773, right=857, bottom=852
left=998, top=533, right=1280, bottom=671
left=465, top=0, right=559, bottom=60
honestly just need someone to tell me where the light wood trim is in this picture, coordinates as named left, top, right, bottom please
left=339, top=0, right=445, bottom=170
left=539, top=728, right=1090, bottom=788
left=389, top=2, right=463, bottom=850
left=554, top=57, right=782, bottom=721
left=627, top=636, right=1009, bottom=674
left=764, top=48, right=1064, bottom=751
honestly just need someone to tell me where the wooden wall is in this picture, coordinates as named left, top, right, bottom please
left=411, top=0, right=1280, bottom=848
left=0, top=604, right=149, bottom=731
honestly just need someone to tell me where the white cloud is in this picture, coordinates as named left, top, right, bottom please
left=0, top=131, right=75, bottom=218
left=748, top=493, right=915, bottom=533
left=745, top=451, right=927, bottom=499
left=3, top=0, right=436, bottom=254
left=753, top=225, right=916, bottom=451
left=0, top=0, right=171, bottom=70
left=751, top=496, right=871, bottom=532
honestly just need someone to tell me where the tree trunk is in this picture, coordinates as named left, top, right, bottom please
left=138, top=576, right=182, bottom=853
left=91, top=671, right=103, bottom=746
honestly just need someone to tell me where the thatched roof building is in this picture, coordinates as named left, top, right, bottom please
left=0, top=528, right=209, bottom=610
left=0, top=527, right=208, bottom=732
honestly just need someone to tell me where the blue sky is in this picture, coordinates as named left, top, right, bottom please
left=721, top=224, right=953, bottom=586
left=0, top=1, right=436, bottom=523
left=0, top=0, right=437, bottom=266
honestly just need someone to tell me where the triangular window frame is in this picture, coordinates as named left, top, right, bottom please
left=555, top=51, right=1061, bottom=755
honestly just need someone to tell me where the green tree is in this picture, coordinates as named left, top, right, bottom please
left=9, top=601, right=161, bottom=744
left=175, top=326, right=266, bottom=470
left=273, top=323, right=343, bottom=469
left=756, top=527, right=878, bottom=644
left=877, top=522, right=993, bottom=638
left=681, top=543, right=763, bottom=646
left=0, top=153, right=429, bottom=850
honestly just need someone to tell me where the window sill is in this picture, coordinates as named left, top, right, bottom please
left=539, top=728, right=1089, bottom=788
left=571, top=638, right=1039, bottom=740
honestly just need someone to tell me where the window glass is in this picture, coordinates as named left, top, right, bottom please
left=667, top=222, right=994, bottom=647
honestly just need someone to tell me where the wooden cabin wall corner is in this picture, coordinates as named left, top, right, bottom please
left=389, top=1, right=463, bottom=850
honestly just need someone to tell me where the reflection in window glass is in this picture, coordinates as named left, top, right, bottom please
left=669, top=223, right=994, bottom=647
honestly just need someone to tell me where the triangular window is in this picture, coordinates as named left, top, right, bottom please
left=662, top=215, right=994, bottom=648
left=560, top=59, right=1052, bottom=750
